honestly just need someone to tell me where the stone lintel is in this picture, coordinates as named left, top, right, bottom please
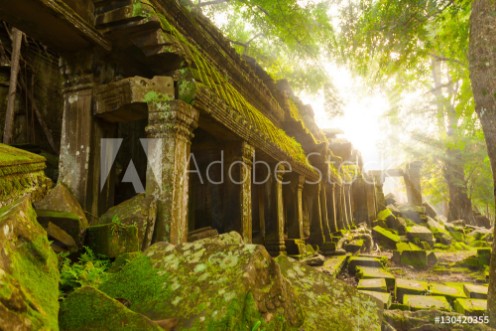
left=95, top=76, right=174, bottom=123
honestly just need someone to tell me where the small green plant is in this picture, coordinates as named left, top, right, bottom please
left=251, top=320, right=262, bottom=331
left=59, top=247, right=111, bottom=298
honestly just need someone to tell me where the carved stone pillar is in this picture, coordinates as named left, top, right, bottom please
left=240, top=142, right=255, bottom=242
left=296, top=175, right=305, bottom=239
left=58, top=55, right=95, bottom=219
left=145, top=100, right=199, bottom=244
left=265, top=163, right=286, bottom=255
left=223, top=141, right=255, bottom=242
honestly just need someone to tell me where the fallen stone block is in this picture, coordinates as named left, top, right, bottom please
left=99, top=194, right=157, bottom=250
left=406, top=225, right=434, bottom=247
left=463, top=284, right=488, bottom=299
left=34, top=183, right=89, bottom=244
left=86, top=223, right=139, bottom=258
left=403, top=295, right=451, bottom=311
left=398, top=205, right=427, bottom=224
left=359, top=290, right=391, bottom=309
left=59, top=286, right=163, bottom=330
left=428, top=282, right=466, bottom=303
left=344, top=238, right=364, bottom=253
left=36, top=210, right=82, bottom=247
left=189, top=226, right=219, bottom=242
left=372, top=225, right=400, bottom=250
left=46, top=221, right=78, bottom=252
left=356, top=266, right=395, bottom=290
left=302, top=254, right=325, bottom=266
left=453, top=298, right=487, bottom=316
left=321, top=254, right=348, bottom=277
left=0, top=198, right=60, bottom=330
left=477, top=248, right=491, bottom=266
left=357, top=278, right=387, bottom=292
left=427, top=251, right=438, bottom=267
left=395, top=279, right=428, bottom=303
left=347, top=256, right=383, bottom=274
left=394, top=242, right=427, bottom=269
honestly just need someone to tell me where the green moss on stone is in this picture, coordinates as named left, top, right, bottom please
left=59, top=286, right=162, bottom=330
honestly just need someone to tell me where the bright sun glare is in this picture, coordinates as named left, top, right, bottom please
left=299, top=63, right=389, bottom=170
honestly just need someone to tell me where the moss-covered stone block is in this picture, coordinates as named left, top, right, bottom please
left=0, top=198, right=60, bottom=330
left=344, top=239, right=364, bottom=253
left=403, top=295, right=451, bottom=311
left=277, top=256, right=382, bottom=330
left=453, top=298, right=487, bottom=316
left=389, top=303, right=410, bottom=311
left=0, top=144, right=52, bottom=208
left=428, top=282, right=466, bottom=303
left=406, top=226, right=434, bottom=247
left=463, top=284, right=488, bottom=299
left=99, top=232, right=301, bottom=330
left=356, top=266, right=395, bottom=290
left=347, top=256, right=383, bottom=274
left=36, top=210, right=82, bottom=247
left=357, top=278, right=387, bottom=292
left=59, top=286, right=162, bottom=330
left=359, top=290, right=391, bottom=309
left=372, top=225, right=400, bottom=250
left=321, top=254, right=348, bottom=277
left=398, top=249, right=427, bottom=269
left=395, top=279, right=428, bottom=303
left=477, top=248, right=491, bottom=266
left=34, top=183, right=88, bottom=243
left=398, top=205, right=427, bottom=224
left=86, top=223, right=139, bottom=258
left=99, top=194, right=157, bottom=250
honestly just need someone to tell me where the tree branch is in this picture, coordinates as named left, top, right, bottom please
left=196, top=0, right=228, bottom=7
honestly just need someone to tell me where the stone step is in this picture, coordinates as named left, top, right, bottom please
left=347, top=256, right=383, bottom=274
left=463, top=284, right=488, bottom=299
left=395, top=279, right=428, bottom=303
left=356, top=266, right=395, bottom=290
left=357, top=278, right=387, bottom=292
left=453, top=298, right=487, bottom=316
left=403, top=295, right=451, bottom=311
left=359, top=290, right=391, bottom=309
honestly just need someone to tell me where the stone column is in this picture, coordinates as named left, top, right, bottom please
left=240, top=142, right=255, bottom=242
left=405, top=161, right=422, bottom=206
left=296, top=175, right=305, bottom=239
left=145, top=100, right=199, bottom=244
left=224, top=142, right=255, bottom=242
left=328, top=184, right=338, bottom=232
left=265, top=163, right=286, bottom=255
left=58, top=55, right=95, bottom=218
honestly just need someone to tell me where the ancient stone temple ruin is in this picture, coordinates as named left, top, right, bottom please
left=0, top=0, right=384, bottom=255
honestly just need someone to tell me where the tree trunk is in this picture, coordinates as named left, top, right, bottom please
left=469, top=1, right=496, bottom=327
left=431, top=59, right=475, bottom=224
left=2, top=27, right=23, bottom=144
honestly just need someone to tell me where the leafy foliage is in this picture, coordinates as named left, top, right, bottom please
left=194, top=0, right=343, bottom=115
left=59, top=247, right=111, bottom=297
left=337, top=0, right=494, bottom=219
